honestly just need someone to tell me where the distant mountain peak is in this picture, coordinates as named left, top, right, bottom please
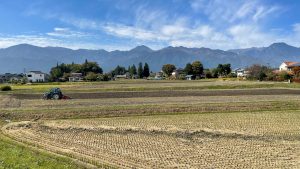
left=130, top=45, right=153, bottom=52
left=269, top=42, right=291, bottom=48
left=9, top=43, right=36, bottom=48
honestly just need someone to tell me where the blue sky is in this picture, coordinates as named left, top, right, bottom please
left=0, top=0, right=299, bottom=50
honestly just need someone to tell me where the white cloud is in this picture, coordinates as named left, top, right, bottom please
left=103, top=24, right=163, bottom=41
left=0, top=34, right=121, bottom=51
left=10, top=0, right=297, bottom=50
left=59, top=17, right=102, bottom=30
left=228, top=24, right=274, bottom=47
left=252, top=6, right=280, bottom=22
left=46, top=27, right=91, bottom=38
left=190, top=0, right=280, bottom=23
left=293, top=23, right=300, bottom=33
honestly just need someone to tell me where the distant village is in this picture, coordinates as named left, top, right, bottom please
left=1, top=60, right=300, bottom=84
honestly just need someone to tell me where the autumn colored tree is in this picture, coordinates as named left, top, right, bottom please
left=162, top=64, right=176, bottom=77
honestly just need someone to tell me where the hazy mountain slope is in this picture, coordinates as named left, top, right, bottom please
left=1, top=43, right=300, bottom=73
left=228, top=43, right=300, bottom=66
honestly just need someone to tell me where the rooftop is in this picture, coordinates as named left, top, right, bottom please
left=283, top=61, right=299, bottom=66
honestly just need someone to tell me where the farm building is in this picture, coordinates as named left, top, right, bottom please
left=171, top=68, right=184, bottom=79
left=185, top=75, right=196, bottom=80
left=279, top=61, right=299, bottom=71
left=155, top=71, right=163, bottom=79
left=234, top=68, right=249, bottom=77
left=69, top=73, right=84, bottom=82
left=115, top=72, right=130, bottom=79
left=26, top=71, right=46, bottom=83
left=0, top=73, right=24, bottom=83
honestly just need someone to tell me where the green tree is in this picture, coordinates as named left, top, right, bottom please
left=204, top=69, right=213, bottom=78
left=82, top=61, right=103, bottom=75
left=49, top=61, right=103, bottom=82
left=223, top=64, right=231, bottom=76
left=138, top=62, right=143, bottom=78
left=214, top=64, right=231, bottom=77
left=184, top=63, right=193, bottom=75
left=113, top=65, right=126, bottom=75
left=130, top=64, right=137, bottom=76
left=258, top=71, right=267, bottom=81
left=69, top=63, right=82, bottom=73
left=246, top=64, right=272, bottom=80
left=98, top=74, right=110, bottom=81
left=143, top=63, right=150, bottom=77
left=162, top=64, right=176, bottom=77
left=191, top=61, right=204, bottom=76
left=211, top=68, right=219, bottom=78
left=127, top=65, right=131, bottom=73
left=49, top=67, right=63, bottom=82
left=279, top=71, right=291, bottom=81
left=85, top=72, right=98, bottom=81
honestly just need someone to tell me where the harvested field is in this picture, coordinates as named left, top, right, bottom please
left=2, top=94, right=300, bottom=121
left=1, top=80, right=300, bottom=168
left=4, top=112, right=300, bottom=168
left=12, top=88, right=300, bottom=100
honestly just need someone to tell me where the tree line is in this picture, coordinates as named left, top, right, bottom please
left=161, top=61, right=232, bottom=79
left=49, top=59, right=299, bottom=82
left=49, top=59, right=104, bottom=81
left=49, top=60, right=151, bottom=81
left=111, top=62, right=150, bottom=78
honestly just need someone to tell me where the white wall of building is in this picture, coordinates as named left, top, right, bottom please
left=26, top=72, right=45, bottom=82
left=279, top=63, right=288, bottom=71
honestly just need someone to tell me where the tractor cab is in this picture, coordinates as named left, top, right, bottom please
left=43, top=88, right=63, bottom=100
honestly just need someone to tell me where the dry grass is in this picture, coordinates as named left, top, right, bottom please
left=2, top=81, right=300, bottom=168
left=4, top=112, right=300, bottom=168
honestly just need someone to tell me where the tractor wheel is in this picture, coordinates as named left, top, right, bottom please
left=52, top=94, right=60, bottom=100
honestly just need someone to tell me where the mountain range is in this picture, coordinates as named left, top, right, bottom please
left=0, top=42, right=300, bottom=73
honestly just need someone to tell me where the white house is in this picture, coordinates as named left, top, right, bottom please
left=115, top=72, right=130, bottom=79
left=234, top=68, right=249, bottom=77
left=171, top=68, right=184, bottom=79
left=185, top=75, right=196, bottom=80
left=69, top=73, right=83, bottom=82
left=279, top=61, right=299, bottom=71
left=26, top=71, right=46, bottom=82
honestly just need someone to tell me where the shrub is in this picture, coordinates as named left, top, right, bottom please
left=98, top=74, right=110, bottom=81
left=292, top=78, right=300, bottom=83
left=0, top=86, right=12, bottom=91
left=85, top=72, right=98, bottom=81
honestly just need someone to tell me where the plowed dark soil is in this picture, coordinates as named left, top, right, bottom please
left=12, top=88, right=300, bottom=100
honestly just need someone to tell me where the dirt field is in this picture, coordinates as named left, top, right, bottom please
left=12, top=88, right=300, bottom=100
left=1, top=80, right=300, bottom=168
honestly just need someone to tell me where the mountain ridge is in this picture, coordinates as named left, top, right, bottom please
left=1, top=43, right=300, bottom=73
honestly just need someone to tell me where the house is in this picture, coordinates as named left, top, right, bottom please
left=0, top=74, right=7, bottom=83
left=26, top=71, right=46, bottom=83
left=0, top=73, right=24, bottom=83
left=69, top=73, right=84, bottom=82
left=115, top=72, right=130, bottom=79
left=234, top=68, right=249, bottom=77
left=279, top=61, right=300, bottom=71
left=185, top=75, right=196, bottom=80
left=171, top=68, right=185, bottom=79
left=9, top=74, right=24, bottom=82
left=0, top=73, right=10, bottom=83
left=155, top=71, right=164, bottom=79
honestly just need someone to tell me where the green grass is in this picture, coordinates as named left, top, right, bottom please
left=0, top=121, right=86, bottom=169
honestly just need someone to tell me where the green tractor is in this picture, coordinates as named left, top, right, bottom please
left=43, top=88, right=71, bottom=100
